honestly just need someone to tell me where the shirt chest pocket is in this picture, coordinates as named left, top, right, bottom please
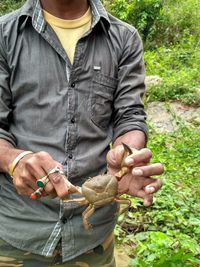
left=90, top=73, right=118, bottom=129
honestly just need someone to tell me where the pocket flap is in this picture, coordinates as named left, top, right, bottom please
left=93, top=73, right=118, bottom=89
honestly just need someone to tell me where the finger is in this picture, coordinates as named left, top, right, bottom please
left=143, top=194, right=153, bottom=206
left=43, top=175, right=57, bottom=195
left=13, top=168, right=39, bottom=192
left=132, top=163, right=164, bottom=177
left=134, top=189, right=153, bottom=206
left=39, top=160, right=69, bottom=198
left=43, top=184, right=57, bottom=197
left=13, top=178, right=35, bottom=197
left=20, top=186, right=35, bottom=197
left=118, top=175, right=155, bottom=195
left=47, top=171, right=69, bottom=199
left=27, top=165, right=56, bottom=194
left=118, top=175, right=132, bottom=194
left=27, top=171, right=55, bottom=197
left=27, top=178, right=40, bottom=191
left=144, top=179, right=163, bottom=194
left=23, top=154, right=56, bottom=193
left=106, top=145, right=124, bottom=168
left=125, top=148, right=152, bottom=166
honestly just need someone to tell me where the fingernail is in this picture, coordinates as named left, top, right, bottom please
left=133, top=169, right=143, bottom=176
left=145, top=186, right=155, bottom=194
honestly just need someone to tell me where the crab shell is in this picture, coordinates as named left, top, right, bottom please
left=81, top=174, right=118, bottom=207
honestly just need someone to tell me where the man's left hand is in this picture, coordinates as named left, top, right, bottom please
left=106, top=145, right=164, bottom=206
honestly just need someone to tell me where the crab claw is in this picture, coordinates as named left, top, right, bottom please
left=115, top=143, right=133, bottom=179
left=122, top=142, right=133, bottom=155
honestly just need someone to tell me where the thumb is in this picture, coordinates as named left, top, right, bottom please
left=106, top=145, right=124, bottom=168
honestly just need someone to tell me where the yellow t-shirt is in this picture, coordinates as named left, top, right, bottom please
left=43, top=8, right=92, bottom=64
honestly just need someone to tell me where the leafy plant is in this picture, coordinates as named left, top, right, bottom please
left=104, top=0, right=200, bottom=49
left=116, top=126, right=200, bottom=266
left=0, top=0, right=24, bottom=16
left=144, top=37, right=200, bottom=106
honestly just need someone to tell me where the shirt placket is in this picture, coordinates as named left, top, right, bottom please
left=32, top=19, right=91, bottom=259
left=30, top=0, right=103, bottom=259
left=31, top=1, right=75, bottom=256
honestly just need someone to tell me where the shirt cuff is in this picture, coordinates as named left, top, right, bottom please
left=113, top=122, right=148, bottom=145
left=0, top=129, right=16, bottom=147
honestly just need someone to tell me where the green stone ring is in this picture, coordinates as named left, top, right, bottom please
left=36, top=166, right=64, bottom=188
left=37, top=176, right=49, bottom=188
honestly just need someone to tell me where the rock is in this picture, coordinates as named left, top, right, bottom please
left=170, top=102, right=200, bottom=127
left=147, top=102, right=177, bottom=133
left=146, top=101, right=200, bottom=133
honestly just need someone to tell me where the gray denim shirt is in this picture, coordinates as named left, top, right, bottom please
left=0, top=0, right=148, bottom=262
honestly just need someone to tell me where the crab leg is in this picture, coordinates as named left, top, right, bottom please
left=114, top=197, right=131, bottom=215
left=63, top=197, right=88, bottom=205
left=82, top=204, right=95, bottom=230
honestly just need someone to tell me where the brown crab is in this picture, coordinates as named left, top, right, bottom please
left=64, top=143, right=133, bottom=230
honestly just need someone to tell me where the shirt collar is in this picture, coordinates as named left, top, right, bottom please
left=89, top=0, right=110, bottom=29
left=18, top=0, right=110, bottom=34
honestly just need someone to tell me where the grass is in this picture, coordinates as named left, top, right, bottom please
left=0, top=0, right=24, bottom=16
left=115, top=126, right=200, bottom=266
left=144, top=38, right=200, bottom=106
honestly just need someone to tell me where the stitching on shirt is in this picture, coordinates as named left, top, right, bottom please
left=0, top=26, right=7, bottom=59
left=32, top=0, right=45, bottom=33
left=42, top=222, right=61, bottom=256
left=46, top=228, right=61, bottom=256
left=42, top=201, right=63, bottom=256
left=32, top=0, right=38, bottom=26
left=89, top=1, right=100, bottom=27
left=108, top=15, right=137, bottom=35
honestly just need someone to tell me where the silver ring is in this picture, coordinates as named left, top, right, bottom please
left=36, top=166, right=64, bottom=188
left=47, top=166, right=64, bottom=176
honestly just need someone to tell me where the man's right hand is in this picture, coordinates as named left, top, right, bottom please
left=12, top=151, right=70, bottom=199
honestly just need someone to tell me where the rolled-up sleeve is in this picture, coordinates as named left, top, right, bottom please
left=0, top=25, right=16, bottom=146
left=113, top=29, right=148, bottom=142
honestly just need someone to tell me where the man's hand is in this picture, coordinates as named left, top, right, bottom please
left=106, top=144, right=164, bottom=206
left=12, top=151, right=70, bottom=199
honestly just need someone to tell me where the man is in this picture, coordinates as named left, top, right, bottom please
left=0, top=0, right=164, bottom=266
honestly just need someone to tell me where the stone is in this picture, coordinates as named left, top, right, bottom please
left=147, top=102, right=177, bottom=133
left=146, top=101, right=200, bottom=133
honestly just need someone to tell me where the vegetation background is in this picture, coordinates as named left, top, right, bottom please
left=1, top=0, right=200, bottom=266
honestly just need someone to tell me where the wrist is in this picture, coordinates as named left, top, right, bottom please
left=113, top=130, right=146, bottom=150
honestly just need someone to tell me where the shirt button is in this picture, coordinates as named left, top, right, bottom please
left=71, top=118, right=75, bottom=123
left=61, top=217, right=67, bottom=224
left=68, top=154, right=73, bottom=159
left=71, top=83, right=75, bottom=88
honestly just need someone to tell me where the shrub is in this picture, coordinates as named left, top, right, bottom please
left=144, top=37, right=200, bottom=106
left=0, top=0, right=25, bottom=16
left=116, top=126, right=200, bottom=266
left=104, top=0, right=200, bottom=49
